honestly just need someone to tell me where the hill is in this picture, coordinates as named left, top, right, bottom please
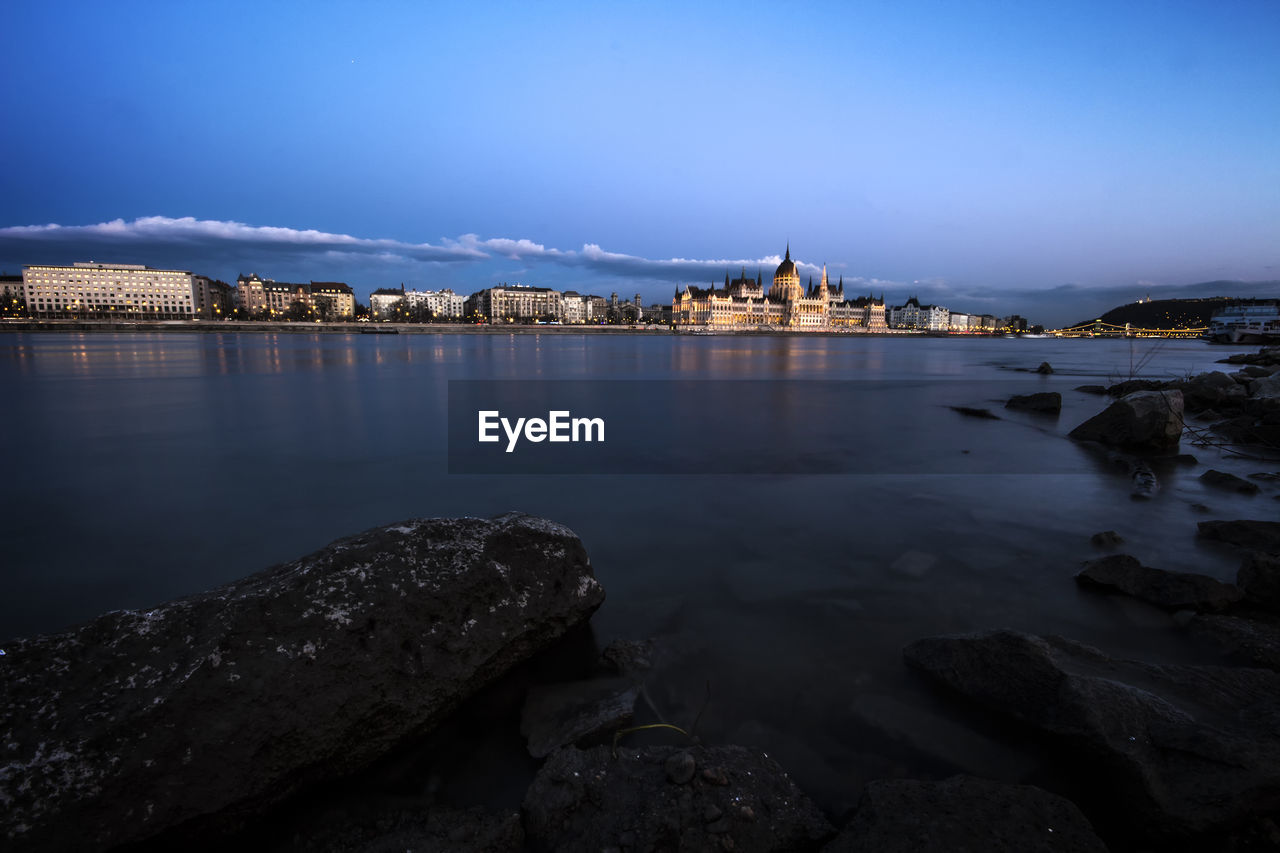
left=1069, top=296, right=1275, bottom=332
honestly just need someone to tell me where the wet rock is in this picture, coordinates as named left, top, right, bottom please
left=903, top=630, right=1280, bottom=839
left=1239, top=552, right=1280, bottom=613
left=1241, top=365, right=1280, bottom=378
left=1090, top=530, right=1124, bottom=549
left=1250, top=472, right=1280, bottom=482
left=1179, top=371, right=1248, bottom=413
left=1251, top=374, right=1280, bottom=399
left=823, top=775, right=1107, bottom=853
left=1035, top=361, right=1054, bottom=374
left=1068, top=389, right=1184, bottom=451
left=1076, top=554, right=1242, bottom=611
left=601, top=638, right=655, bottom=678
left=949, top=406, right=999, bottom=420
left=1075, top=384, right=1107, bottom=395
left=1182, top=612, right=1280, bottom=670
left=1201, top=469, right=1261, bottom=494
left=1198, top=519, right=1280, bottom=555
left=521, top=678, right=639, bottom=758
left=1217, top=347, right=1280, bottom=367
left=0, top=513, right=605, bottom=852
left=1005, top=391, right=1061, bottom=414
left=522, top=745, right=833, bottom=853
left=665, top=750, right=697, bottom=784
left=1106, top=378, right=1165, bottom=396
left=281, top=804, right=523, bottom=853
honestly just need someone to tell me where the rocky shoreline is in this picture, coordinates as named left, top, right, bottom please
left=4, top=349, right=1280, bottom=852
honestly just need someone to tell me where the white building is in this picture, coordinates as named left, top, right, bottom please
left=404, top=288, right=464, bottom=319
left=23, top=262, right=195, bottom=319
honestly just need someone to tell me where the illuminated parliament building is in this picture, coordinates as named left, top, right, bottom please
left=672, top=245, right=887, bottom=330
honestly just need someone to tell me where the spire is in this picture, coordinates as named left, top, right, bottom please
left=724, top=271, right=730, bottom=289
left=820, top=264, right=828, bottom=289
left=785, top=242, right=791, bottom=261
left=757, top=269, right=762, bottom=285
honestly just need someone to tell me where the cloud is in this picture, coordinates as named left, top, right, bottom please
left=1, top=216, right=1274, bottom=326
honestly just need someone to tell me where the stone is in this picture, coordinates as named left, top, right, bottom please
left=822, top=775, right=1108, bottom=853
left=1198, top=519, right=1280, bottom=555
left=949, top=406, right=999, bottom=420
left=601, top=638, right=655, bottom=678
left=520, top=677, right=639, bottom=758
left=1179, top=371, right=1248, bottom=413
left=1251, top=374, right=1280, bottom=399
left=1239, top=552, right=1280, bottom=613
left=0, top=513, right=605, bottom=852
left=1183, top=612, right=1280, bottom=671
left=1106, top=378, right=1165, bottom=396
left=1035, top=361, right=1054, bottom=374
left=903, top=630, right=1280, bottom=839
left=523, top=746, right=833, bottom=852
left=1075, top=384, right=1108, bottom=395
left=665, top=750, right=697, bottom=784
left=1090, top=530, right=1124, bottom=549
left=1076, top=554, right=1242, bottom=611
left=281, top=804, right=523, bottom=853
left=1005, top=391, right=1062, bottom=414
left=1069, top=389, right=1184, bottom=451
left=1200, top=469, right=1261, bottom=494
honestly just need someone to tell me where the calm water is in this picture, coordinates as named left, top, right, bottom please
left=1, top=331, right=1271, bottom=813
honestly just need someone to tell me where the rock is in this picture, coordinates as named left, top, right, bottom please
left=1090, top=530, right=1124, bottom=549
left=1068, top=389, right=1184, bottom=451
left=1128, top=459, right=1158, bottom=499
left=1250, top=472, right=1280, bottom=482
left=1201, top=469, right=1261, bottom=494
left=903, top=630, right=1280, bottom=838
left=1198, top=520, right=1280, bottom=555
left=1239, top=552, right=1280, bottom=613
left=1035, top=361, right=1054, bottom=374
left=1005, top=392, right=1062, bottom=414
left=949, top=406, right=999, bottom=420
left=521, top=678, right=639, bottom=758
left=0, top=513, right=605, bottom=852
left=1106, top=378, right=1165, bottom=396
left=1075, top=384, right=1108, bottom=395
left=601, top=638, right=655, bottom=679
left=665, top=750, right=697, bottom=784
left=1251, top=374, right=1280, bottom=399
left=522, top=745, right=834, bottom=852
left=823, top=775, right=1108, bottom=853
left=1183, top=612, right=1280, bottom=670
left=282, top=804, right=523, bottom=853
left=1242, top=365, right=1280, bottom=378
left=1218, top=347, right=1280, bottom=367
left=1076, top=554, right=1242, bottom=611
left=1180, top=371, right=1248, bottom=412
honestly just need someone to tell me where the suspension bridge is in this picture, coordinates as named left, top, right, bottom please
left=1044, top=320, right=1207, bottom=338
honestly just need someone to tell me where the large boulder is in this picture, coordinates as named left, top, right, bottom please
left=1178, top=371, right=1247, bottom=412
left=823, top=775, right=1108, bottom=853
left=1239, top=552, right=1280, bottom=613
left=1198, top=519, right=1280, bottom=555
left=1005, top=392, right=1061, bottom=414
left=903, top=630, right=1280, bottom=839
left=0, top=513, right=605, bottom=852
left=522, top=745, right=834, bottom=852
left=1069, top=389, right=1184, bottom=451
left=1076, top=553, right=1243, bottom=611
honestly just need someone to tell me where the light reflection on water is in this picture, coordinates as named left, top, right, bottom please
left=1, top=331, right=1271, bottom=811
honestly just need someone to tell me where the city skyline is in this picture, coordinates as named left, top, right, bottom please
left=3, top=1, right=1277, bottom=326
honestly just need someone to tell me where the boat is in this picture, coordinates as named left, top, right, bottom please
left=1204, top=302, right=1280, bottom=344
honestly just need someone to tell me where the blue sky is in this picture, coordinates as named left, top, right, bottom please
left=2, top=0, right=1277, bottom=324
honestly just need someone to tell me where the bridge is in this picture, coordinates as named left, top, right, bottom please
left=1045, top=320, right=1207, bottom=338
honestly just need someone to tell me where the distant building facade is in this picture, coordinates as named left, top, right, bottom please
left=673, top=246, right=886, bottom=331
left=23, top=262, right=196, bottom=319
left=466, top=284, right=563, bottom=323
left=192, top=275, right=235, bottom=319
left=235, top=274, right=353, bottom=318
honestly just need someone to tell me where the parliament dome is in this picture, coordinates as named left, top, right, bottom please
left=774, top=244, right=797, bottom=280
